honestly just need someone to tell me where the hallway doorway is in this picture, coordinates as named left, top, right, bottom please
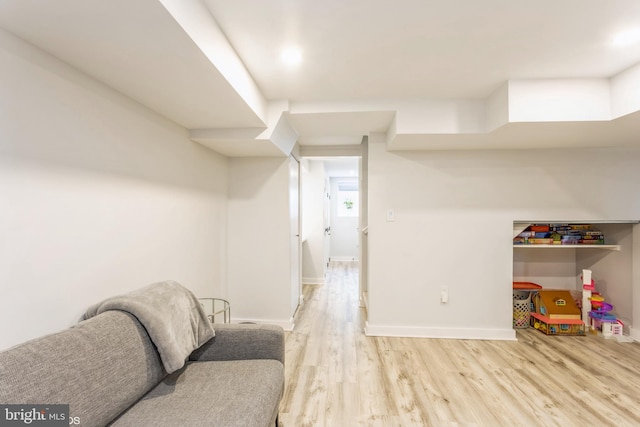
left=329, top=176, right=359, bottom=262
left=300, top=156, right=366, bottom=310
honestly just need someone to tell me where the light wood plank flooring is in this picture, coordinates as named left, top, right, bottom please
left=279, top=261, right=640, bottom=427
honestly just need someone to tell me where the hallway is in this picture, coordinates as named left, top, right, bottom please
left=278, top=261, right=640, bottom=427
left=279, top=260, right=363, bottom=426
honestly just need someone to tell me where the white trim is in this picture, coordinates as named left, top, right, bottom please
left=629, top=326, right=640, bottom=342
left=364, top=322, right=517, bottom=341
left=299, top=144, right=363, bottom=157
left=330, top=256, right=358, bottom=262
left=302, top=276, right=324, bottom=285
left=360, top=291, right=369, bottom=309
left=231, top=317, right=295, bottom=331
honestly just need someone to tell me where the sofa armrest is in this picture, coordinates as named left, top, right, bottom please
left=189, top=323, right=284, bottom=364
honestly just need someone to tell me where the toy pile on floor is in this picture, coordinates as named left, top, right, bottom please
left=581, top=269, right=627, bottom=340
left=527, top=269, right=634, bottom=341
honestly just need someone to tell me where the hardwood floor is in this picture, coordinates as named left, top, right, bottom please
left=278, top=261, right=640, bottom=427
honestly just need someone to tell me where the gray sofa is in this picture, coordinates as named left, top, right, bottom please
left=0, top=310, right=285, bottom=427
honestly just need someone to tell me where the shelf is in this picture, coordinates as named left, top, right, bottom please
left=514, top=244, right=620, bottom=251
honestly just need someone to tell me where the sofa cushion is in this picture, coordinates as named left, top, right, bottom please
left=110, top=359, right=284, bottom=427
left=189, top=323, right=285, bottom=364
left=0, top=311, right=166, bottom=427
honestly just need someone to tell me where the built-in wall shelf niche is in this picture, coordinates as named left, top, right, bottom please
left=513, top=222, right=628, bottom=249
left=512, top=221, right=640, bottom=329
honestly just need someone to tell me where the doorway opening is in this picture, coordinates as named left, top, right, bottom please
left=299, top=155, right=368, bottom=312
left=330, top=173, right=360, bottom=262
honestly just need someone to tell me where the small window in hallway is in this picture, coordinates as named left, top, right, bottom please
left=337, top=181, right=358, bottom=217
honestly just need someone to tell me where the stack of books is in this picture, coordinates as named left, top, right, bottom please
left=514, top=224, right=605, bottom=245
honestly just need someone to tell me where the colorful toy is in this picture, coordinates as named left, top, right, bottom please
left=531, top=289, right=585, bottom=336
left=581, top=269, right=621, bottom=336
left=535, top=290, right=581, bottom=320
left=581, top=269, right=594, bottom=324
left=589, top=299, right=616, bottom=330
left=531, top=312, right=585, bottom=336
left=610, top=320, right=625, bottom=337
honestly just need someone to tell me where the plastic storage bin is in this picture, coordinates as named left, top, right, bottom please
left=512, top=282, right=542, bottom=329
left=513, top=290, right=532, bottom=328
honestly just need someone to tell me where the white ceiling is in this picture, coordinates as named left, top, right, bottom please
left=321, top=158, right=359, bottom=178
left=205, top=0, right=640, bottom=100
left=2, top=0, right=640, bottom=156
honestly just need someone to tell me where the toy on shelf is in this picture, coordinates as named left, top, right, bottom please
left=513, top=223, right=605, bottom=245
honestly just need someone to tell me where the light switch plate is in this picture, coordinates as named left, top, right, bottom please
left=387, top=209, right=395, bottom=222
left=440, top=286, right=449, bottom=304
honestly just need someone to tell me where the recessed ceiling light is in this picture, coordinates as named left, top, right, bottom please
left=611, top=29, right=640, bottom=47
left=280, top=47, right=302, bottom=66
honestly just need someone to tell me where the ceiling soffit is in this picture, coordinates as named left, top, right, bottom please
left=2, top=1, right=640, bottom=155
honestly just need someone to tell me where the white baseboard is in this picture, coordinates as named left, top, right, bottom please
left=364, top=321, right=517, bottom=341
left=231, top=317, right=295, bottom=331
left=629, top=326, right=640, bottom=342
left=302, top=277, right=324, bottom=285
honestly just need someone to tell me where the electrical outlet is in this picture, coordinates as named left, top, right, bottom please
left=440, top=286, right=449, bottom=304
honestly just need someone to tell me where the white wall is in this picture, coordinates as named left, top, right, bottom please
left=513, top=250, right=577, bottom=289
left=330, top=177, right=359, bottom=260
left=301, top=160, right=325, bottom=284
left=366, top=132, right=640, bottom=340
left=227, top=157, right=295, bottom=329
left=0, top=31, right=228, bottom=350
